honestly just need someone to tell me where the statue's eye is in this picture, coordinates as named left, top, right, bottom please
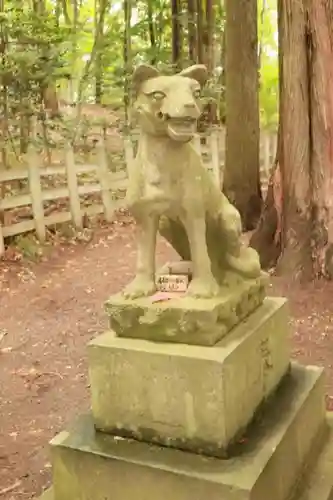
left=193, top=89, right=201, bottom=99
left=150, top=91, right=166, bottom=100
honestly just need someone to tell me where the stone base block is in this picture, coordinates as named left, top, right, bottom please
left=38, top=489, right=53, bottom=499
left=104, top=272, right=267, bottom=346
left=44, top=365, right=327, bottom=500
left=89, top=297, right=290, bottom=456
left=296, top=415, right=333, bottom=500
left=37, top=414, right=333, bottom=500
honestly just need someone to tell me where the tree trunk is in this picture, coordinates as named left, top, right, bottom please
left=42, top=85, right=60, bottom=117
left=204, top=0, right=216, bottom=123
left=224, top=0, right=261, bottom=231
left=123, top=0, right=132, bottom=128
left=0, top=0, right=7, bottom=168
left=147, top=0, right=156, bottom=64
left=187, top=0, right=197, bottom=63
left=250, top=131, right=282, bottom=270
left=218, top=2, right=226, bottom=124
left=32, top=0, right=60, bottom=116
left=204, top=0, right=214, bottom=72
left=71, top=0, right=79, bottom=102
left=251, top=0, right=333, bottom=280
left=171, top=0, right=182, bottom=69
left=94, top=0, right=107, bottom=104
left=196, top=0, right=204, bottom=64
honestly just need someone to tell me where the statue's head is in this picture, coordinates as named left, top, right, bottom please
left=132, top=64, right=208, bottom=143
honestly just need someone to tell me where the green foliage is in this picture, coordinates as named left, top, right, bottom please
left=0, top=0, right=279, bottom=161
left=1, top=3, right=70, bottom=90
left=260, top=56, right=279, bottom=129
left=258, top=0, right=279, bottom=129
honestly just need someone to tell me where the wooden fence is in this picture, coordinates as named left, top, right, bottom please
left=0, top=129, right=277, bottom=256
left=0, top=141, right=127, bottom=256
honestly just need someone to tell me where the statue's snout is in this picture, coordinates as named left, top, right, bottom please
left=160, top=94, right=199, bottom=121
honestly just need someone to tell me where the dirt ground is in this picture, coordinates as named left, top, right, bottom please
left=1, top=221, right=333, bottom=499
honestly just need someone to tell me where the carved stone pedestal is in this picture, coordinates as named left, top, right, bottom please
left=90, top=298, right=290, bottom=456
left=37, top=296, right=333, bottom=500
left=104, top=273, right=267, bottom=346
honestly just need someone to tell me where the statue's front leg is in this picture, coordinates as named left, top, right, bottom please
left=184, top=216, right=220, bottom=298
left=122, top=214, right=158, bottom=299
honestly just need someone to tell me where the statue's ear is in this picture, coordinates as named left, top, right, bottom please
left=132, top=64, right=160, bottom=92
left=179, top=64, right=208, bottom=87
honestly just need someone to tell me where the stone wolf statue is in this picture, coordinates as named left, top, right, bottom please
left=123, top=63, right=261, bottom=299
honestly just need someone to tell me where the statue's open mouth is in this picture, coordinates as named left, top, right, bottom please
left=166, top=117, right=197, bottom=142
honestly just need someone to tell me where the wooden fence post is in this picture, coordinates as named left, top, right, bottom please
left=96, top=140, right=114, bottom=222
left=64, top=144, right=83, bottom=229
left=27, top=144, right=46, bottom=242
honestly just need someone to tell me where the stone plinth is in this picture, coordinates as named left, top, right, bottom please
left=89, top=298, right=290, bottom=456
left=104, top=273, right=267, bottom=346
left=42, top=365, right=327, bottom=500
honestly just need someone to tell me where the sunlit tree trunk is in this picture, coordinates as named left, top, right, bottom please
left=224, top=0, right=261, bottom=230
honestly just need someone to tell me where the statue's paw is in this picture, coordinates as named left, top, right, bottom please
left=226, top=247, right=261, bottom=279
left=122, top=277, right=156, bottom=299
left=187, top=276, right=220, bottom=299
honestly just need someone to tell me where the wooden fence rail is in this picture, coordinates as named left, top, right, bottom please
left=0, top=129, right=277, bottom=256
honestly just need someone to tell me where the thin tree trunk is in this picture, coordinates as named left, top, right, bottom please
left=205, top=0, right=214, bottom=72
left=123, top=0, right=132, bottom=128
left=0, top=0, right=7, bottom=168
left=250, top=0, right=283, bottom=267
left=218, top=2, right=226, bottom=123
left=171, top=0, right=182, bottom=69
left=95, top=0, right=105, bottom=104
left=42, top=85, right=60, bottom=117
left=147, top=0, right=156, bottom=64
left=61, top=0, right=71, bottom=24
left=258, top=0, right=267, bottom=73
left=196, top=0, right=204, bottom=63
left=187, top=0, right=197, bottom=63
left=55, top=0, right=61, bottom=27
left=205, top=0, right=216, bottom=123
left=71, top=0, right=79, bottom=102
left=33, top=0, right=60, bottom=117
left=224, top=0, right=261, bottom=230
